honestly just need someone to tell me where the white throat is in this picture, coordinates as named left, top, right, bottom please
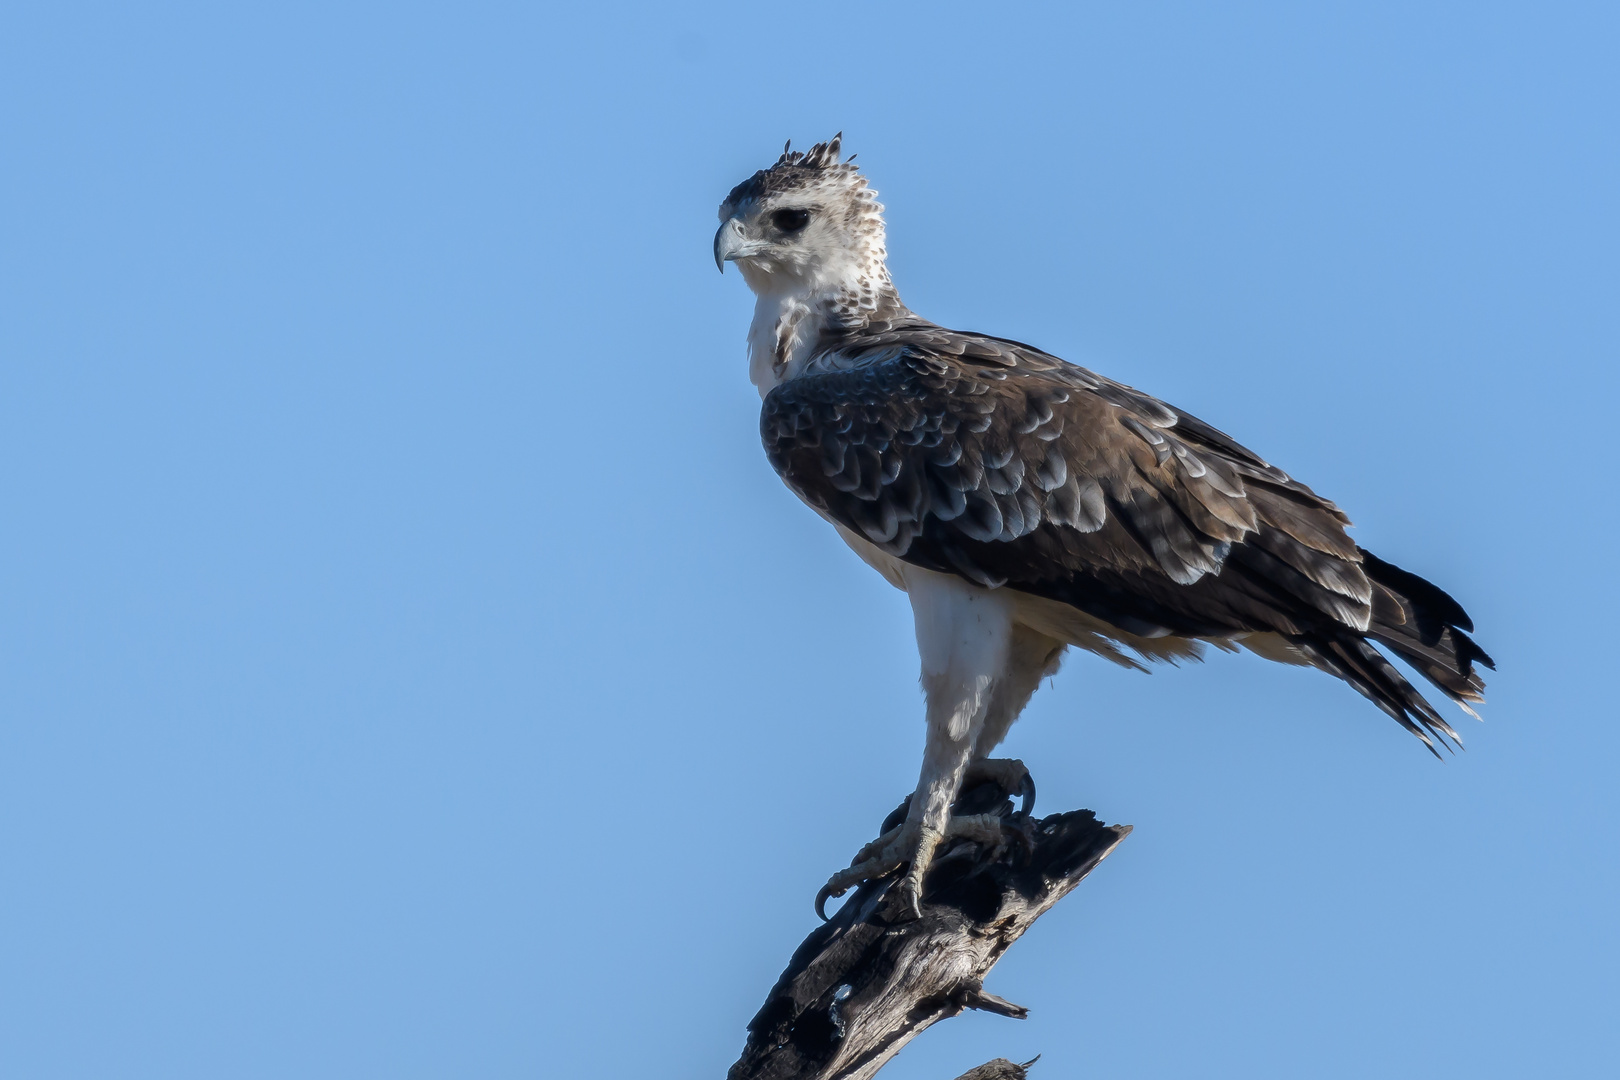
left=745, top=285, right=829, bottom=397
left=738, top=255, right=896, bottom=398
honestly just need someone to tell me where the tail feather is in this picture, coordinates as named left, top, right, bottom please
left=1293, top=633, right=1462, bottom=755
left=1290, top=548, right=1492, bottom=753
left=1359, top=549, right=1476, bottom=634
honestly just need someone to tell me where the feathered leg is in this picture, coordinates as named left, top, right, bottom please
left=964, top=624, right=1066, bottom=812
left=974, top=625, right=1066, bottom=758
left=819, top=572, right=1046, bottom=920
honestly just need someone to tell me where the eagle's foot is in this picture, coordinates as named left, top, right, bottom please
left=815, top=808, right=1037, bottom=922
left=815, top=822, right=910, bottom=921
left=964, top=757, right=1036, bottom=817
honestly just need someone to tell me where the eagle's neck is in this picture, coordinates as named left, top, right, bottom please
left=744, top=262, right=906, bottom=398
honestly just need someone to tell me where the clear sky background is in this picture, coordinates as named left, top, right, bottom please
left=2, top=3, right=1616, bottom=1078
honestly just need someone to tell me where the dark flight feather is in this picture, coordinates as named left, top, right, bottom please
left=761, top=320, right=1491, bottom=748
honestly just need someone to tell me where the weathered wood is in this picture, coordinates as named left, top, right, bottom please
left=728, top=781, right=1129, bottom=1080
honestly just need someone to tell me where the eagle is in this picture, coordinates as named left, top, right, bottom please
left=715, top=135, right=1492, bottom=921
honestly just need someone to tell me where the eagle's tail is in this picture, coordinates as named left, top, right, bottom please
left=1290, top=549, right=1494, bottom=756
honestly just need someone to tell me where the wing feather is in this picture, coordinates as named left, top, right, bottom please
left=761, top=322, right=1489, bottom=745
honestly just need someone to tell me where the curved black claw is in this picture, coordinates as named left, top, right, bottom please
left=894, top=880, right=923, bottom=923
left=815, top=883, right=838, bottom=922
left=878, top=794, right=913, bottom=836
left=1018, top=772, right=1037, bottom=818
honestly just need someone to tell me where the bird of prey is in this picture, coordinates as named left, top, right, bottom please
left=715, top=135, right=1492, bottom=921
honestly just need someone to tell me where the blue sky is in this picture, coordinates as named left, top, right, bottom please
left=1, top=2, right=1615, bottom=1077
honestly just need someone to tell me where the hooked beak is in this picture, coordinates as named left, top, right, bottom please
left=714, top=217, right=767, bottom=272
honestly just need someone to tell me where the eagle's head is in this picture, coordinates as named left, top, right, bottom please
left=715, top=134, right=896, bottom=318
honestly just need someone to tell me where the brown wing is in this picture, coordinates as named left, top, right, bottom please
left=761, top=326, right=1492, bottom=751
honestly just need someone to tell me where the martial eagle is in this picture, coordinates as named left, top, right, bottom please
left=715, top=135, right=1492, bottom=921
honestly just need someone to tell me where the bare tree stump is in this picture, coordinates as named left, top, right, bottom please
left=728, top=780, right=1129, bottom=1080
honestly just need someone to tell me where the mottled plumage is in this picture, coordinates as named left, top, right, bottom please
left=716, top=135, right=1492, bottom=918
left=761, top=322, right=1490, bottom=750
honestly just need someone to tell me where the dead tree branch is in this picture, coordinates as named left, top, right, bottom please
left=727, top=780, right=1129, bottom=1080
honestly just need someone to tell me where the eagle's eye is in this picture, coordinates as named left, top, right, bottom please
left=772, top=208, right=811, bottom=233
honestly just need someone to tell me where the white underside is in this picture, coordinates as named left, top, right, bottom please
left=826, top=522, right=1308, bottom=810
left=831, top=521, right=1211, bottom=683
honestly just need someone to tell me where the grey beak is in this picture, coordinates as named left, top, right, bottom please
left=714, top=218, right=763, bottom=273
